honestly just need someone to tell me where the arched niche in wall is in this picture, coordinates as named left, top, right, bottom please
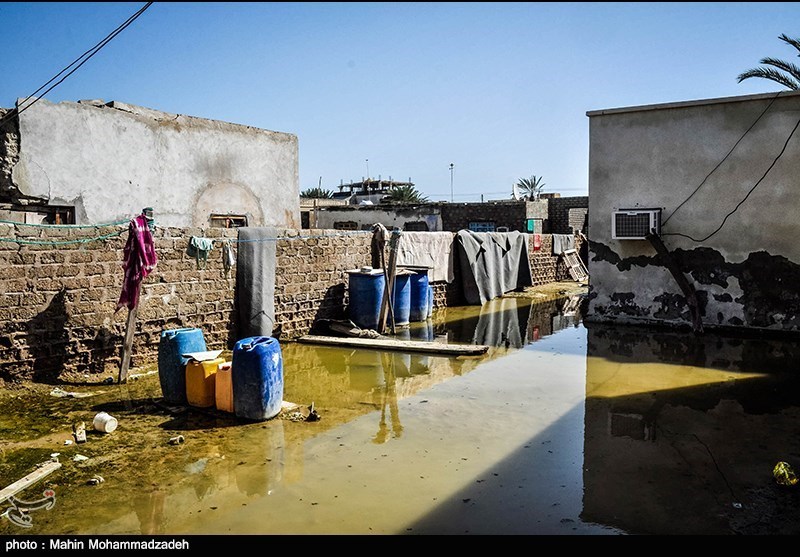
left=192, top=182, right=263, bottom=228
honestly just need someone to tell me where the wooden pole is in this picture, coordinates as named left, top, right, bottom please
left=378, top=231, right=400, bottom=334
left=118, top=282, right=141, bottom=384
left=0, top=460, right=61, bottom=504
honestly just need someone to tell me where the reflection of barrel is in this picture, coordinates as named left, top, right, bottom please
left=186, top=357, right=224, bottom=408
left=347, top=350, right=385, bottom=391
left=232, top=336, right=284, bottom=421
left=348, top=269, right=386, bottom=330
left=392, top=273, right=412, bottom=326
left=158, top=328, right=206, bottom=404
left=409, top=271, right=430, bottom=322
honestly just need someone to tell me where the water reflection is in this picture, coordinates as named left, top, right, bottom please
left=583, top=321, right=800, bottom=535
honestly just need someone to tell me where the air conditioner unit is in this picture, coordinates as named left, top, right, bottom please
left=612, top=208, right=661, bottom=240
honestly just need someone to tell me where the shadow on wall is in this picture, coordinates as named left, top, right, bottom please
left=312, top=283, right=348, bottom=327
left=28, top=288, right=69, bottom=383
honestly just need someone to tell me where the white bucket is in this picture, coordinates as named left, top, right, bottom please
left=93, top=412, right=118, bottom=433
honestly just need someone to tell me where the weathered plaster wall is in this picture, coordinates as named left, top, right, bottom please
left=586, top=91, right=800, bottom=333
left=10, top=99, right=299, bottom=227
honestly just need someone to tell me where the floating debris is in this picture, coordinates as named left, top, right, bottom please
left=63, top=440, right=73, bottom=446
left=86, top=475, right=105, bottom=486
left=773, top=461, right=798, bottom=486
left=72, top=422, right=86, bottom=444
left=102, top=377, right=114, bottom=385
left=50, top=388, right=95, bottom=399
left=72, top=454, right=89, bottom=462
left=168, top=435, right=185, bottom=445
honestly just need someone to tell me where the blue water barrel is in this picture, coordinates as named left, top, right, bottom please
left=408, top=271, right=430, bottom=322
left=158, top=327, right=206, bottom=404
left=392, top=273, right=411, bottom=326
left=348, top=268, right=386, bottom=330
left=232, top=336, right=284, bottom=421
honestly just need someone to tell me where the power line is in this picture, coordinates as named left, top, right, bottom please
left=0, top=2, right=154, bottom=129
left=663, top=114, right=800, bottom=243
left=661, top=91, right=782, bottom=227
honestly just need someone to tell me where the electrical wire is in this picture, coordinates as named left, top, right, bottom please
left=0, top=2, right=153, bottom=129
left=662, top=114, right=800, bottom=243
left=661, top=91, right=782, bottom=227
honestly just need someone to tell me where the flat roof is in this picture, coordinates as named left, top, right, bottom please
left=586, top=89, right=800, bottom=117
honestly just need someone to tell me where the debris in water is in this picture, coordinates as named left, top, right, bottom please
left=87, top=475, right=105, bottom=486
left=72, top=454, right=89, bottom=462
left=64, top=440, right=73, bottom=446
left=773, top=461, right=798, bottom=486
left=72, top=422, right=87, bottom=444
left=168, top=435, right=185, bottom=445
left=102, top=377, right=114, bottom=384
left=732, top=502, right=743, bottom=509
left=50, top=387, right=95, bottom=399
left=306, top=402, right=321, bottom=422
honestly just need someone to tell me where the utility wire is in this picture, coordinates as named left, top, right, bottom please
left=0, top=2, right=153, bottom=129
left=661, top=91, right=782, bottom=227
left=663, top=114, right=800, bottom=243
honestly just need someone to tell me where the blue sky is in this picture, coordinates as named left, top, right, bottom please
left=2, top=2, right=798, bottom=201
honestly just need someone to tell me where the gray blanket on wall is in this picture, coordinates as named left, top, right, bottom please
left=236, top=227, right=279, bottom=339
left=552, top=234, right=575, bottom=255
left=456, top=230, right=533, bottom=305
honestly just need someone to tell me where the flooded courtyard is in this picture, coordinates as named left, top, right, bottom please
left=2, top=285, right=800, bottom=536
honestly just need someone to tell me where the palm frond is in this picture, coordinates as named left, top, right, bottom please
left=737, top=66, right=800, bottom=90
left=759, top=57, right=800, bottom=81
left=778, top=33, right=800, bottom=56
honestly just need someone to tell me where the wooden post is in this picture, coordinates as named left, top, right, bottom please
left=118, top=283, right=141, bottom=384
left=0, top=460, right=61, bottom=504
left=378, top=231, right=400, bottom=334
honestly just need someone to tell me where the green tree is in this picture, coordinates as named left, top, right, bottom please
left=515, top=175, right=546, bottom=200
left=738, top=33, right=800, bottom=90
left=300, top=187, right=334, bottom=199
left=382, top=184, right=429, bottom=204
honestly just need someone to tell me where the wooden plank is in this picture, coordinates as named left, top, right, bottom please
left=0, top=460, right=61, bottom=504
left=297, top=335, right=489, bottom=356
left=118, top=286, right=140, bottom=384
left=378, top=231, right=400, bottom=334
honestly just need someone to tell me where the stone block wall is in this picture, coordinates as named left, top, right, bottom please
left=440, top=201, right=528, bottom=232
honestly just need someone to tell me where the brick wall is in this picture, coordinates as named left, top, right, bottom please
left=548, top=196, right=589, bottom=234
left=440, top=201, right=528, bottom=232
left=0, top=223, right=578, bottom=383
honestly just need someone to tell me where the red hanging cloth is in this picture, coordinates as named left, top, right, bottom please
left=116, top=213, right=158, bottom=311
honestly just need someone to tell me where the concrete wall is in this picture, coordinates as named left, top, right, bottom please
left=8, top=99, right=299, bottom=228
left=314, top=205, right=442, bottom=231
left=548, top=196, right=588, bottom=234
left=586, top=91, right=800, bottom=333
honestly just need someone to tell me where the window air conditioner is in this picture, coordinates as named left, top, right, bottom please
left=611, top=208, right=661, bottom=240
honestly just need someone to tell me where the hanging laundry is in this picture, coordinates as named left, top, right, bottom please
left=533, top=234, right=542, bottom=252
left=116, top=213, right=158, bottom=311
left=188, top=236, right=214, bottom=269
left=222, top=240, right=236, bottom=275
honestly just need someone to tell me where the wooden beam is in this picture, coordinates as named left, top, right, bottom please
left=0, top=460, right=61, bottom=504
left=378, top=231, right=400, bottom=334
left=118, top=284, right=141, bottom=384
left=297, top=335, right=490, bottom=356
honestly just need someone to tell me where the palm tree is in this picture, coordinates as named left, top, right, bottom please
left=300, top=187, right=334, bottom=199
left=382, top=184, right=429, bottom=204
left=515, top=175, right=546, bottom=200
left=738, top=33, right=800, bottom=90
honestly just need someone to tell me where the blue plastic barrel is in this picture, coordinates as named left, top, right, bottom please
left=392, top=273, right=411, bottom=326
left=408, top=271, right=430, bottom=322
left=232, top=336, right=284, bottom=421
left=158, top=327, right=206, bottom=404
left=348, top=268, right=385, bottom=330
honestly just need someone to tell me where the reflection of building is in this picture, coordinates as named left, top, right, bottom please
left=582, top=322, right=800, bottom=535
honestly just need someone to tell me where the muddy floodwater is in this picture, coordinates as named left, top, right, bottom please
left=2, top=285, right=800, bottom=536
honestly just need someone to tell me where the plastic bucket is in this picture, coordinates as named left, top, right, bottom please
left=347, top=269, right=385, bottom=331
left=232, top=336, right=284, bottom=421
left=93, top=412, right=118, bottom=433
left=408, top=271, right=430, bottom=322
left=391, top=273, right=411, bottom=326
left=158, top=327, right=206, bottom=404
